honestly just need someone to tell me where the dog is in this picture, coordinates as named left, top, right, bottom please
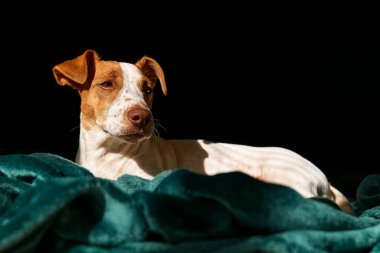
left=53, top=49, right=352, bottom=213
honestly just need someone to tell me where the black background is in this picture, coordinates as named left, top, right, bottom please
left=0, top=4, right=379, bottom=196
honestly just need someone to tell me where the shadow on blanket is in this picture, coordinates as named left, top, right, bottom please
left=0, top=153, right=380, bottom=253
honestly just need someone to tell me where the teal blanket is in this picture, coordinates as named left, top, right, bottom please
left=0, top=153, right=380, bottom=253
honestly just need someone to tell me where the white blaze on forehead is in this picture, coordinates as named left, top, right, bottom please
left=119, top=62, right=144, bottom=100
left=102, top=62, right=147, bottom=135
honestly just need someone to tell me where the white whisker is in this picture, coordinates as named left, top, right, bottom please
left=154, top=128, right=160, bottom=137
left=70, top=125, right=80, bottom=133
left=153, top=118, right=167, bottom=133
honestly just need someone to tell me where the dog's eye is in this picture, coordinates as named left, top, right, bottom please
left=99, top=81, right=114, bottom=90
left=142, top=82, right=152, bottom=95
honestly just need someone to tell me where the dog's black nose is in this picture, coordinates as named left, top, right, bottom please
left=127, top=108, right=151, bottom=128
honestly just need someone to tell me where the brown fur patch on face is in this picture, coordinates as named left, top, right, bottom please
left=135, top=56, right=167, bottom=96
left=137, top=77, right=155, bottom=109
left=79, top=61, right=124, bottom=130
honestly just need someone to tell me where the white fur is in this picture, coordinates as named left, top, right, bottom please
left=77, top=125, right=329, bottom=198
left=102, top=63, right=148, bottom=136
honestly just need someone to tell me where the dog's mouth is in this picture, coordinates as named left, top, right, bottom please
left=122, top=129, right=150, bottom=138
left=103, top=126, right=153, bottom=143
left=119, top=132, right=152, bottom=143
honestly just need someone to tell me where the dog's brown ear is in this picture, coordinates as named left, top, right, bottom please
left=52, top=50, right=100, bottom=90
left=135, top=56, right=167, bottom=95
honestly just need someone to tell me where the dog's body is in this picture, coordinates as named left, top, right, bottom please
left=53, top=50, right=352, bottom=212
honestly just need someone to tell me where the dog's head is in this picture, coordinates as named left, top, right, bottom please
left=52, top=50, right=167, bottom=143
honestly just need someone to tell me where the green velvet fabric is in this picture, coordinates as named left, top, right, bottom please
left=0, top=153, right=380, bottom=253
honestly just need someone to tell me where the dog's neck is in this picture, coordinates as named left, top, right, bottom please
left=77, top=126, right=133, bottom=162
left=76, top=117, right=172, bottom=179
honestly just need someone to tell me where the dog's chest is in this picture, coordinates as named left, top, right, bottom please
left=81, top=153, right=150, bottom=179
left=76, top=132, right=177, bottom=180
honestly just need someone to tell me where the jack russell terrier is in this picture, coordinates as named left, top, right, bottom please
left=53, top=50, right=352, bottom=213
